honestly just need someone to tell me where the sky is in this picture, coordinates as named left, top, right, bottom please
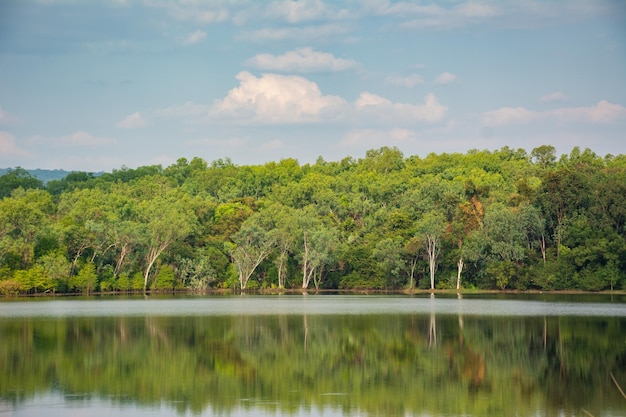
left=0, top=0, right=625, bottom=172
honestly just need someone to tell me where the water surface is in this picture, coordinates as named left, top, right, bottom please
left=1, top=294, right=624, bottom=416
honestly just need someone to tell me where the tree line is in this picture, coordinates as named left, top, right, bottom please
left=1, top=145, right=625, bottom=294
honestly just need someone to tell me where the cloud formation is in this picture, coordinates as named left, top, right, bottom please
left=263, top=0, right=339, bottom=23
left=147, top=1, right=229, bottom=24
left=58, top=131, right=116, bottom=147
left=209, top=72, right=447, bottom=125
left=340, top=128, right=418, bottom=148
left=211, top=71, right=346, bottom=123
left=483, top=100, right=626, bottom=126
left=539, top=91, right=568, bottom=102
left=354, top=92, right=447, bottom=123
left=433, top=72, right=457, bottom=85
left=117, top=112, right=149, bottom=129
left=184, top=30, right=207, bottom=45
left=239, top=23, right=350, bottom=42
left=247, top=47, right=357, bottom=72
left=385, top=74, right=424, bottom=88
left=0, top=131, right=28, bottom=157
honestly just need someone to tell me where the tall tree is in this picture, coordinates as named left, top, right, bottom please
left=228, top=213, right=276, bottom=290
left=450, top=197, right=484, bottom=289
left=296, top=207, right=338, bottom=290
left=415, top=212, right=447, bottom=290
left=139, top=191, right=196, bottom=290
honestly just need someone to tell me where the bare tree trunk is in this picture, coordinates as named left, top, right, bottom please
left=427, top=234, right=438, bottom=290
left=457, top=257, right=464, bottom=290
left=408, top=256, right=418, bottom=289
left=144, top=241, right=170, bottom=291
left=114, top=243, right=130, bottom=277
left=276, top=252, right=287, bottom=289
left=301, top=231, right=311, bottom=289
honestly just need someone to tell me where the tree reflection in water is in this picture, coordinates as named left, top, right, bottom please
left=0, top=298, right=625, bottom=417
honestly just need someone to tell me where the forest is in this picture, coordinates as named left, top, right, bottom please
left=0, top=144, right=625, bottom=294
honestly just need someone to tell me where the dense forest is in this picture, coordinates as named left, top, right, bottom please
left=1, top=145, right=625, bottom=294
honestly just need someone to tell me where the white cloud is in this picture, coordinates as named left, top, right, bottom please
left=58, top=131, right=116, bottom=147
left=340, top=128, right=418, bottom=148
left=455, top=2, right=500, bottom=18
left=483, top=100, right=626, bottom=126
left=247, top=47, right=357, bottom=73
left=116, top=112, right=149, bottom=129
left=264, top=0, right=331, bottom=23
left=354, top=92, right=447, bottom=123
left=0, top=107, right=5, bottom=123
left=0, top=131, right=28, bottom=157
left=539, top=91, right=568, bottom=102
left=385, top=74, right=424, bottom=88
left=239, top=23, right=350, bottom=42
left=211, top=71, right=347, bottom=123
left=355, top=92, right=392, bottom=107
left=148, top=73, right=447, bottom=126
left=378, top=0, right=610, bottom=30
left=433, top=72, right=457, bottom=85
left=183, top=30, right=207, bottom=45
left=483, top=107, right=539, bottom=126
left=382, top=1, right=501, bottom=29
left=146, top=1, right=229, bottom=24
left=552, top=100, right=626, bottom=123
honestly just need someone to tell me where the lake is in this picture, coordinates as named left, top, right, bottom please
left=1, top=294, right=625, bottom=416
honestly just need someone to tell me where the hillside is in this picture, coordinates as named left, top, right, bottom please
left=0, top=168, right=104, bottom=184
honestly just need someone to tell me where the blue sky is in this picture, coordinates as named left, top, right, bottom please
left=0, top=0, right=624, bottom=171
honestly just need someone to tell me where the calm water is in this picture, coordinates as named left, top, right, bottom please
left=1, top=294, right=625, bottom=416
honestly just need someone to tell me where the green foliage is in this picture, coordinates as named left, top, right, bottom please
left=154, top=265, right=176, bottom=291
left=2, top=146, right=626, bottom=294
left=0, top=167, right=43, bottom=198
left=69, top=262, right=97, bottom=293
left=117, top=273, right=131, bottom=292
left=131, top=272, right=144, bottom=291
left=0, top=278, right=22, bottom=295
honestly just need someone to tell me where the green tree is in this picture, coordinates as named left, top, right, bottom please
left=415, top=212, right=447, bottom=290
left=139, top=190, right=197, bottom=290
left=154, top=265, right=176, bottom=291
left=531, top=145, right=556, bottom=169
left=296, top=207, right=339, bottom=290
left=373, top=237, right=404, bottom=288
left=228, top=214, right=276, bottom=290
left=0, top=167, right=43, bottom=198
left=68, top=262, right=97, bottom=293
left=0, top=189, right=54, bottom=269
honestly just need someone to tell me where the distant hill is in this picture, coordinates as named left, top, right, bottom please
left=0, top=168, right=103, bottom=184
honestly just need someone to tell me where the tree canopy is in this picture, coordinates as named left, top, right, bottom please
left=1, top=145, right=625, bottom=294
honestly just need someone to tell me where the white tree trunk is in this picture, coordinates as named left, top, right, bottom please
left=457, top=257, right=464, bottom=290
left=114, top=243, right=130, bottom=277
left=301, top=231, right=311, bottom=289
left=144, top=241, right=170, bottom=290
left=427, top=234, right=438, bottom=290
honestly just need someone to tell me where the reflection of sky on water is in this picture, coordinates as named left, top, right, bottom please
left=0, top=295, right=624, bottom=318
left=5, top=392, right=362, bottom=417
